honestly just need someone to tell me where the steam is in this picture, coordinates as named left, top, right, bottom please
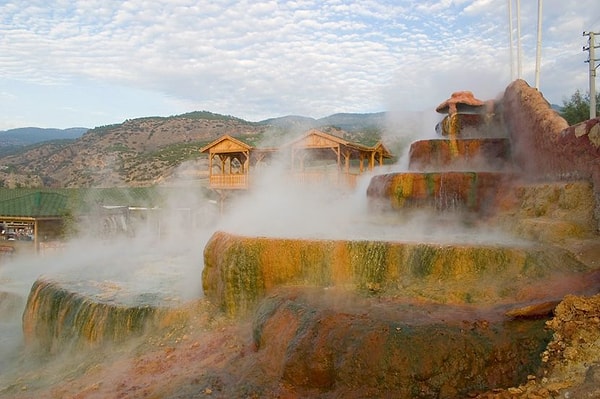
left=0, top=170, right=220, bottom=376
left=0, top=105, right=524, bottom=392
left=212, top=139, right=519, bottom=246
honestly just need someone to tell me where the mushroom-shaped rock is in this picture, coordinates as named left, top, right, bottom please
left=436, top=91, right=485, bottom=115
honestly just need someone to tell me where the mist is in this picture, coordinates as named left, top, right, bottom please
left=213, top=131, right=520, bottom=247
left=0, top=176, right=221, bottom=377
left=0, top=106, right=523, bottom=391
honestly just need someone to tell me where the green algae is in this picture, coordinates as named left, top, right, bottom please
left=405, top=244, right=438, bottom=278
left=219, top=239, right=264, bottom=316
left=296, top=240, right=334, bottom=286
left=347, top=240, right=390, bottom=292
left=392, top=179, right=407, bottom=208
left=23, top=279, right=174, bottom=353
left=424, top=173, right=436, bottom=197
left=467, top=171, right=478, bottom=209
left=202, top=232, right=593, bottom=316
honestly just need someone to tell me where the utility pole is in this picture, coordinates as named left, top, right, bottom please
left=583, top=31, right=600, bottom=119
left=516, top=0, right=522, bottom=78
left=508, top=0, right=514, bottom=80
left=534, top=0, right=543, bottom=89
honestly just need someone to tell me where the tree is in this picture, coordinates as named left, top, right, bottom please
left=560, top=89, right=600, bottom=125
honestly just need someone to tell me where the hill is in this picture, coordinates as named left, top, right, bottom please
left=0, top=127, right=88, bottom=146
left=259, top=112, right=386, bottom=133
left=0, top=111, right=387, bottom=188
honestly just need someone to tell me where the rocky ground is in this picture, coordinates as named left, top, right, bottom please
left=475, top=293, right=600, bottom=399
left=2, top=262, right=600, bottom=399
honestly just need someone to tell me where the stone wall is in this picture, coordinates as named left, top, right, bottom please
left=502, top=79, right=600, bottom=230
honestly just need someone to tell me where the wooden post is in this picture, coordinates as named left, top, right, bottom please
left=243, top=151, right=249, bottom=174
left=243, top=151, right=250, bottom=188
left=220, top=155, right=226, bottom=176
left=344, top=151, right=350, bottom=174
left=34, top=219, right=39, bottom=253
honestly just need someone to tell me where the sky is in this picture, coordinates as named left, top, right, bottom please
left=0, top=0, right=599, bottom=130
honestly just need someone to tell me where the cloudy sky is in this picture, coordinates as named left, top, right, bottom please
left=1, top=0, right=599, bottom=130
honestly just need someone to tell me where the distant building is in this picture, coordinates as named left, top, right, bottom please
left=0, top=191, right=67, bottom=253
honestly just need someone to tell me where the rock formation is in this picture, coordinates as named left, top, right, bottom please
left=200, top=79, right=600, bottom=397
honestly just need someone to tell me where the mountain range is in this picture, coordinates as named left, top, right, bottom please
left=0, top=127, right=88, bottom=145
left=0, top=111, right=389, bottom=188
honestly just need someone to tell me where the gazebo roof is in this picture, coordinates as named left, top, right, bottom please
left=283, top=129, right=392, bottom=158
left=284, top=129, right=353, bottom=148
left=199, top=134, right=254, bottom=154
left=371, top=141, right=393, bottom=158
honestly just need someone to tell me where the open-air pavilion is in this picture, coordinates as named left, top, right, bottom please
left=200, top=129, right=392, bottom=193
left=199, top=135, right=278, bottom=190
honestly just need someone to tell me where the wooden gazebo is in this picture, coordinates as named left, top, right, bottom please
left=200, top=130, right=392, bottom=191
left=284, top=129, right=392, bottom=186
left=200, top=135, right=277, bottom=190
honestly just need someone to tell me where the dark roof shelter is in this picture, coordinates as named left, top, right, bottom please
left=0, top=191, right=68, bottom=253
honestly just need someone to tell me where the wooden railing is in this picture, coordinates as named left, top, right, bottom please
left=209, top=172, right=358, bottom=190
left=209, top=174, right=249, bottom=189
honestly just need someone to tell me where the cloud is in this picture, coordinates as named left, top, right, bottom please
left=0, top=0, right=599, bottom=129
